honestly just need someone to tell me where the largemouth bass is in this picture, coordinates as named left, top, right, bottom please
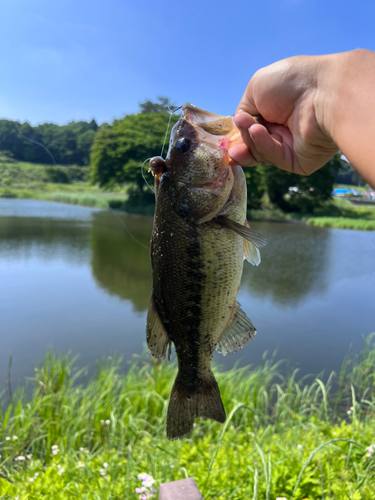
left=147, top=104, right=266, bottom=440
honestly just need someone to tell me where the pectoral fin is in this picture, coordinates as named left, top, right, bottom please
left=243, top=220, right=261, bottom=266
left=146, top=295, right=172, bottom=360
left=215, top=216, right=267, bottom=248
left=215, top=216, right=265, bottom=266
left=216, top=301, right=256, bottom=356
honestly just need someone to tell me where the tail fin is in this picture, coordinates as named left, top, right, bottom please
left=166, top=370, right=226, bottom=440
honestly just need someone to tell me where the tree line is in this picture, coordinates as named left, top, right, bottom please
left=1, top=97, right=353, bottom=212
left=0, top=118, right=99, bottom=166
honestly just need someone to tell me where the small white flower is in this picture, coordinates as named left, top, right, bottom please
left=51, top=445, right=59, bottom=456
left=29, top=477, right=34, bottom=483
left=34, top=473, right=39, bottom=477
left=12, top=436, right=18, bottom=441
left=15, top=456, right=25, bottom=462
left=366, top=445, right=374, bottom=454
left=297, top=444, right=303, bottom=450
left=57, top=465, right=61, bottom=469
left=77, top=461, right=85, bottom=468
left=105, top=419, right=110, bottom=425
left=27, top=454, right=33, bottom=459
left=5, top=437, right=11, bottom=441
left=100, top=468, right=106, bottom=476
left=143, top=478, right=155, bottom=488
left=138, top=472, right=150, bottom=480
left=103, top=462, right=108, bottom=468
left=347, top=409, right=352, bottom=415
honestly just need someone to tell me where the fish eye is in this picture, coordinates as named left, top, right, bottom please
left=174, top=138, right=190, bottom=154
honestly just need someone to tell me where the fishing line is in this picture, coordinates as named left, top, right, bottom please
left=17, top=126, right=58, bottom=166
left=109, top=207, right=149, bottom=251
left=160, top=104, right=181, bottom=158
left=141, top=158, right=155, bottom=194
left=141, top=105, right=182, bottom=194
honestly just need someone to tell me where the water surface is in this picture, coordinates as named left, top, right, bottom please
left=1, top=199, right=374, bottom=387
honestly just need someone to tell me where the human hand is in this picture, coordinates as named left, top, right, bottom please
left=228, top=55, right=339, bottom=175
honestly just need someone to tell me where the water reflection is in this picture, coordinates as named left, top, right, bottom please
left=0, top=199, right=374, bottom=385
left=88, top=215, right=333, bottom=312
left=0, top=216, right=90, bottom=265
left=241, top=222, right=332, bottom=307
left=90, top=211, right=152, bottom=312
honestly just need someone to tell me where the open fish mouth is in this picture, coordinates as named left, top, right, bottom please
left=180, top=103, right=243, bottom=155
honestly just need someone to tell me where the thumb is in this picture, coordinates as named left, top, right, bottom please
left=237, top=77, right=258, bottom=115
left=234, top=75, right=261, bottom=129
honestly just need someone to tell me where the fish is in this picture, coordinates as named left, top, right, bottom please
left=146, top=103, right=266, bottom=440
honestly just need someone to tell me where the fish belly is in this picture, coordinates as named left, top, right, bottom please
left=152, top=212, right=243, bottom=383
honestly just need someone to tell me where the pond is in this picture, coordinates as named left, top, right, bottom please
left=1, top=198, right=374, bottom=387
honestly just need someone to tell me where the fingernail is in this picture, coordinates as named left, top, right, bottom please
left=249, top=124, right=256, bottom=141
left=233, top=110, right=253, bottom=130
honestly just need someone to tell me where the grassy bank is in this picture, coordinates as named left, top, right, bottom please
left=0, top=335, right=374, bottom=499
left=249, top=197, right=375, bottom=231
left=0, top=160, right=129, bottom=210
left=0, top=185, right=129, bottom=210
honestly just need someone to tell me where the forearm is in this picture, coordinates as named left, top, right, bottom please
left=317, top=49, right=375, bottom=188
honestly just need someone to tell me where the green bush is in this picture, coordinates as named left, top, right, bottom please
left=45, top=167, right=71, bottom=184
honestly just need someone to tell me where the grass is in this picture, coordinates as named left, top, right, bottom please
left=0, top=159, right=129, bottom=210
left=0, top=335, right=374, bottom=499
left=307, top=217, right=375, bottom=230
left=250, top=197, right=375, bottom=231
left=0, top=186, right=129, bottom=210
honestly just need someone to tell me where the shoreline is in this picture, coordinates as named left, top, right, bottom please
left=1, top=186, right=375, bottom=230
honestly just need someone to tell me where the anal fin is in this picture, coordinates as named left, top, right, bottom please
left=216, top=301, right=256, bottom=356
left=146, top=295, right=171, bottom=360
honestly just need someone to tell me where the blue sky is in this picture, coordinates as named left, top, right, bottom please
left=0, top=0, right=374, bottom=125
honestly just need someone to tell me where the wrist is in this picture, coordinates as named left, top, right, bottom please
left=316, top=49, right=374, bottom=151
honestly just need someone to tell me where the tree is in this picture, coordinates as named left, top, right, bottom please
left=0, top=118, right=99, bottom=166
left=90, top=111, right=179, bottom=192
left=264, top=153, right=344, bottom=213
left=139, top=97, right=176, bottom=114
left=244, top=164, right=265, bottom=210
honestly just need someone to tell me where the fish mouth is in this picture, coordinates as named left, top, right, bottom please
left=181, top=103, right=242, bottom=158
